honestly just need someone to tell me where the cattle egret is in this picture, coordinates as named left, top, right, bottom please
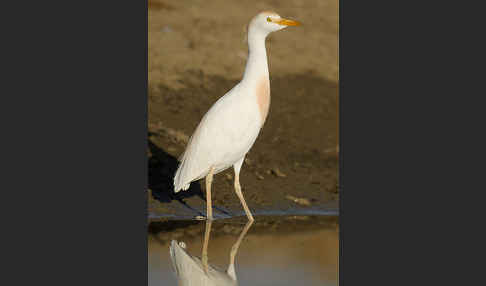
left=173, top=11, right=301, bottom=221
left=169, top=220, right=254, bottom=286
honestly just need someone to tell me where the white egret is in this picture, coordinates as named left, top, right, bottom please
left=173, top=11, right=301, bottom=221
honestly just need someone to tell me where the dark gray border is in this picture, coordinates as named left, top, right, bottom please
left=4, top=0, right=475, bottom=284
left=1, top=1, right=147, bottom=285
left=339, top=0, right=478, bottom=284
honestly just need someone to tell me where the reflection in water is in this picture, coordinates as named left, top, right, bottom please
left=169, top=220, right=253, bottom=286
left=149, top=216, right=338, bottom=286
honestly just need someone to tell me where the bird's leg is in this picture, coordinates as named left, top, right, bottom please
left=202, top=219, right=213, bottom=274
left=233, top=159, right=254, bottom=221
left=234, top=174, right=254, bottom=221
left=229, top=219, right=254, bottom=269
left=205, top=167, right=215, bottom=220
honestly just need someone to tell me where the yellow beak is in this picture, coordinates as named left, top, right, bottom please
left=274, top=18, right=302, bottom=26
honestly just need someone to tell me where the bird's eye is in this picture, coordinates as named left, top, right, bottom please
left=267, top=17, right=272, bottom=22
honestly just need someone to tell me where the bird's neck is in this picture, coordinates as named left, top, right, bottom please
left=242, top=30, right=269, bottom=86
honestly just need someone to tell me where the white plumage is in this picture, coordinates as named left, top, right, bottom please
left=173, top=11, right=301, bottom=221
left=174, top=82, right=261, bottom=191
left=170, top=240, right=237, bottom=286
left=169, top=220, right=253, bottom=286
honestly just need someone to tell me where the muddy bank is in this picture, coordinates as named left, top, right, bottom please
left=148, top=71, right=338, bottom=220
left=148, top=0, right=339, bottom=88
left=148, top=0, right=339, bottom=220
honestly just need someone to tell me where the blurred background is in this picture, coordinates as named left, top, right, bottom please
left=148, top=1, right=339, bottom=284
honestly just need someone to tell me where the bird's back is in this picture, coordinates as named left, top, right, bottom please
left=174, top=84, right=262, bottom=192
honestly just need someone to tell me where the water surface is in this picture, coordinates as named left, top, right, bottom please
left=149, top=215, right=339, bottom=286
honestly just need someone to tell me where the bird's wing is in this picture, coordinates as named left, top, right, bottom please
left=174, top=84, right=260, bottom=191
left=169, top=240, right=237, bottom=286
left=170, top=240, right=207, bottom=285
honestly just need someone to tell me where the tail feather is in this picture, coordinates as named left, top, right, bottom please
left=174, top=124, right=206, bottom=192
left=174, top=159, right=191, bottom=192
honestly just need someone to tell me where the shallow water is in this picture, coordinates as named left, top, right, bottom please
left=148, top=215, right=339, bottom=286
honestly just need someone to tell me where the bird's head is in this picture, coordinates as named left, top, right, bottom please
left=249, top=11, right=301, bottom=36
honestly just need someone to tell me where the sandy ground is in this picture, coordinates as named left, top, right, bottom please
left=148, top=0, right=339, bottom=220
